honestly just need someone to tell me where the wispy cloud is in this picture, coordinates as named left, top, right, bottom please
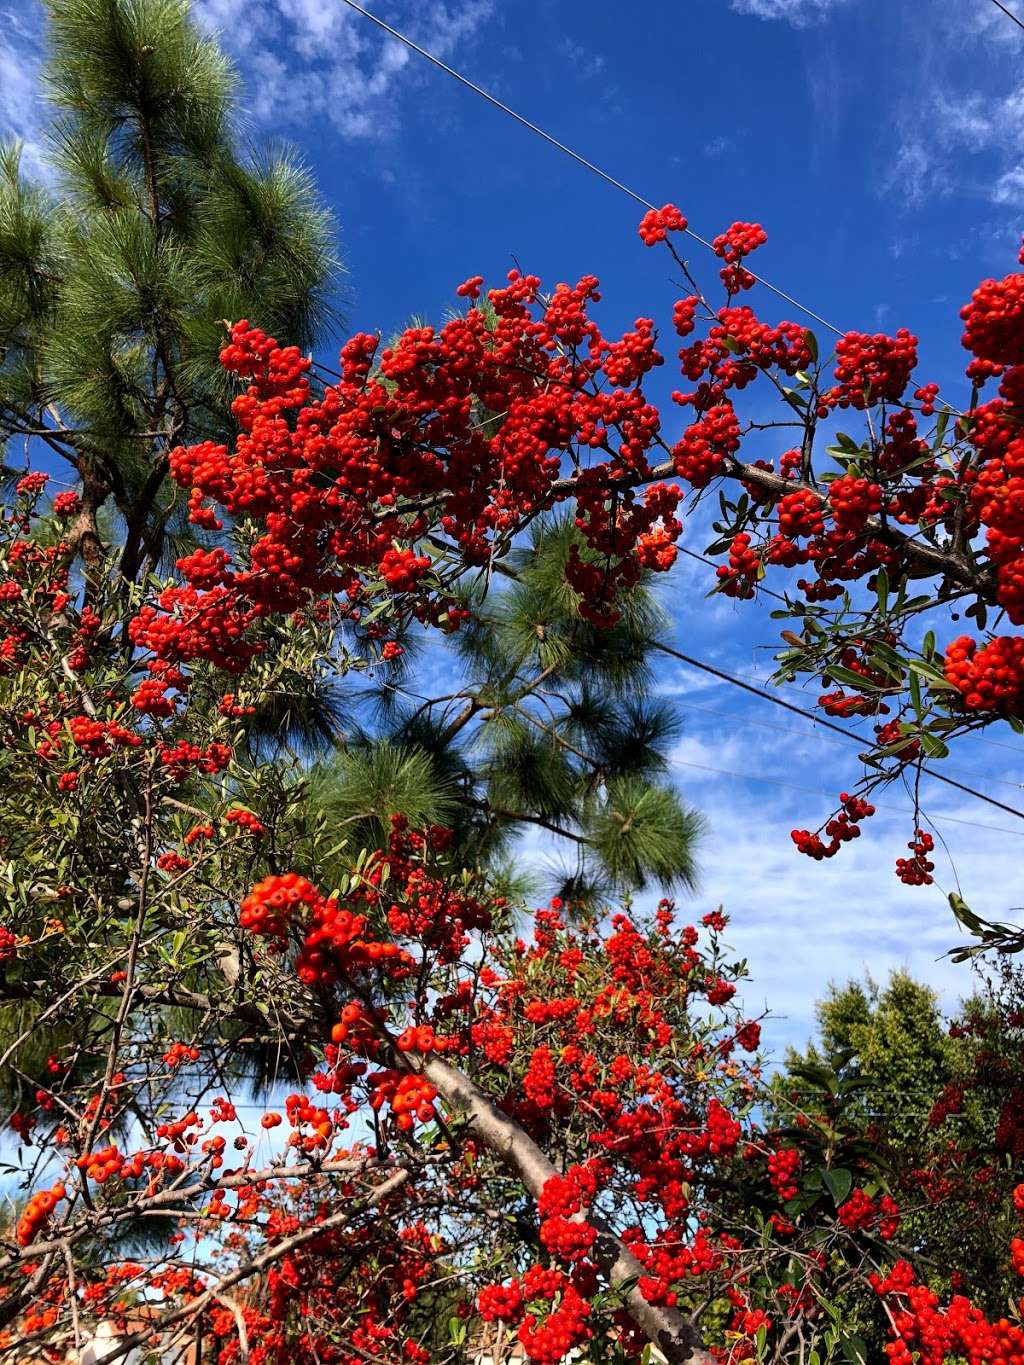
left=881, top=8, right=1024, bottom=212
left=194, top=0, right=495, bottom=140
left=0, top=5, right=49, bottom=178
left=558, top=36, right=605, bottom=79
left=993, top=162, right=1024, bottom=205
left=662, top=715, right=1020, bottom=1056
left=728, top=0, right=856, bottom=28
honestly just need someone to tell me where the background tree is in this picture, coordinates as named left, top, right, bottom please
left=775, top=965, right=1024, bottom=1322
left=314, top=514, right=702, bottom=905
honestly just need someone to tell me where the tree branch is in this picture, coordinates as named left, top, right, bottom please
left=423, top=1056, right=714, bottom=1365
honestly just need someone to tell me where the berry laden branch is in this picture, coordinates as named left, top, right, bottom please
left=125, top=208, right=1024, bottom=882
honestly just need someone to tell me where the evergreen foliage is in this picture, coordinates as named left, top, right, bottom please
left=0, top=0, right=338, bottom=578
left=317, top=515, right=703, bottom=901
left=777, top=968, right=1024, bottom=1318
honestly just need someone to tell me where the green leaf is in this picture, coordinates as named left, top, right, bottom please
left=822, top=1167, right=853, bottom=1207
left=785, top=1190, right=821, bottom=1216
left=803, top=329, right=819, bottom=363
left=825, top=664, right=878, bottom=691
left=908, top=669, right=922, bottom=721
left=908, top=660, right=957, bottom=689
left=841, top=1336, right=869, bottom=1365
left=920, top=732, right=949, bottom=759
left=875, top=567, right=889, bottom=615
left=949, top=892, right=982, bottom=932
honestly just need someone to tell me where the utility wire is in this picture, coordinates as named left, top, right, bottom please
left=653, top=641, right=1024, bottom=823
left=668, top=695, right=1024, bottom=792
left=989, top=0, right=1024, bottom=32
left=674, top=541, right=1024, bottom=757
left=338, top=0, right=843, bottom=336
left=670, top=756, right=1022, bottom=837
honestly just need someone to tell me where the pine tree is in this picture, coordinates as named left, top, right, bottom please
left=0, top=0, right=337, bottom=580
left=313, top=516, right=704, bottom=903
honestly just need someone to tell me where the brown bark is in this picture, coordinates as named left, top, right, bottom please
left=68, top=466, right=108, bottom=589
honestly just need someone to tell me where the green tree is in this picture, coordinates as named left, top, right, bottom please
left=0, top=0, right=337, bottom=581
left=776, top=968, right=1022, bottom=1317
left=781, top=970, right=954, bottom=1153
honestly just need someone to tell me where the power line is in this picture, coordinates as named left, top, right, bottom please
left=988, top=0, right=1024, bottom=32
left=336, top=3, right=1023, bottom=796
left=337, top=0, right=843, bottom=337
left=653, top=642, right=1024, bottom=824
left=670, top=756, right=1023, bottom=838
left=327, top=4, right=1022, bottom=824
left=667, top=694, right=1024, bottom=793
left=673, top=543, right=1024, bottom=758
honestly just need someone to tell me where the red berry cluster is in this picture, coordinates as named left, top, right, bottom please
left=838, top=1188, right=900, bottom=1240
left=538, top=1213, right=596, bottom=1262
left=828, top=474, right=883, bottom=532
left=712, top=221, right=767, bottom=292
left=895, top=829, right=935, bottom=886
left=791, top=791, right=875, bottom=860
left=370, top=1072, right=437, bottom=1132
left=518, top=1283, right=592, bottom=1364
left=944, top=634, right=1024, bottom=715
left=240, top=872, right=320, bottom=937
left=224, top=807, right=266, bottom=836
left=478, top=1280, right=524, bottom=1323
left=766, top=1147, right=801, bottom=1201
left=777, top=488, right=825, bottom=539
left=163, top=1041, right=201, bottom=1069
left=716, top=532, right=761, bottom=598
left=65, top=716, right=143, bottom=759
left=672, top=404, right=741, bottom=488
left=960, top=272, right=1024, bottom=367
left=820, top=329, right=918, bottom=411
left=16, top=1182, right=65, bottom=1246
left=638, top=203, right=688, bottom=245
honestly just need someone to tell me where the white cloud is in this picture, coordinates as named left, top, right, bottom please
left=0, top=0, right=496, bottom=173
left=0, top=6, right=49, bottom=179
left=882, top=7, right=1024, bottom=212
left=663, top=728, right=1021, bottom=1057
left=993, top=161, right=1024, bottom=205
left=728, top=0, right=855, bottom=27
left=559, top=37, right=605, bottom=79
left=194, top=0, right=495, bottom=141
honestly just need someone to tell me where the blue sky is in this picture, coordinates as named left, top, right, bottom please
left=2, top=0, right=1024, bottom=1054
